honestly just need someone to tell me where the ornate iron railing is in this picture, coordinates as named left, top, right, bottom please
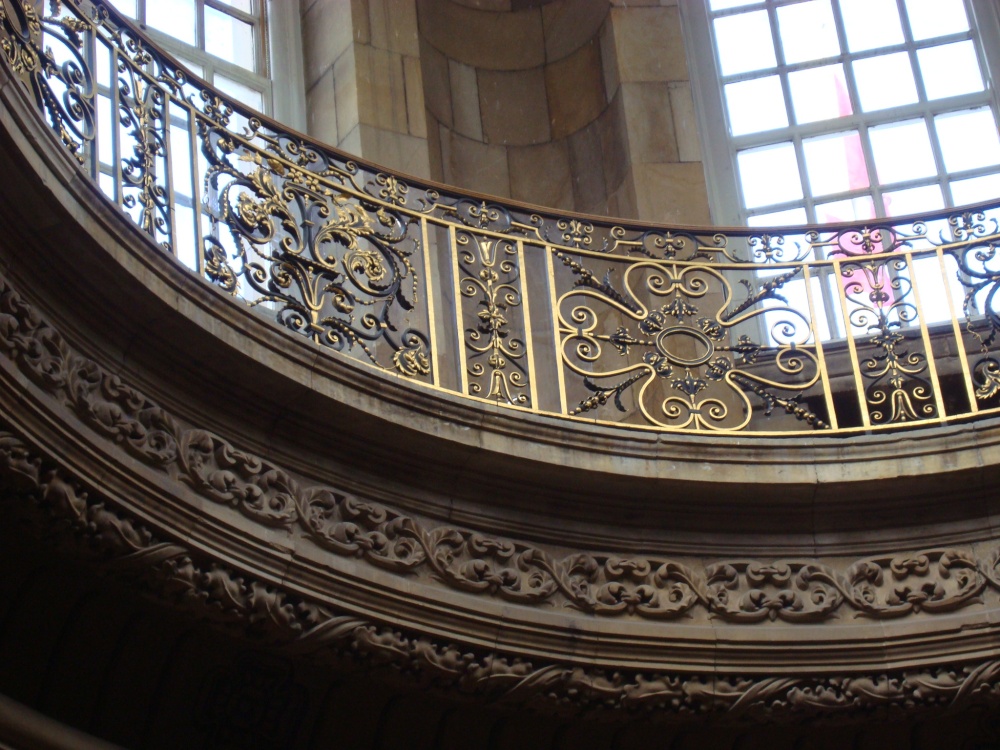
left=6, top=0, right=1000, bottom=434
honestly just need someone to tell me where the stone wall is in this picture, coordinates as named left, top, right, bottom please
left=298, top=0, right=712, bottom=223
left=300, top=0, right=432, bottom=178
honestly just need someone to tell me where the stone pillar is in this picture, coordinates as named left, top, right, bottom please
left=418, top=0, right=625, bottom=214
left=300, top=0, right=431, bottom=179
left=601, top=0, right=712, bottom=224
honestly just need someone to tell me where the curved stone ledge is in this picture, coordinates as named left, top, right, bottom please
left=5, top=423, right=1000, bottom=722
left=4, top=244, right=1000, bottom=684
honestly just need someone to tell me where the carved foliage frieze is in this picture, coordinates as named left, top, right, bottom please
left=2, top=273, right=1000, bottom=625
left=5, top=427, right=1000, bottom=719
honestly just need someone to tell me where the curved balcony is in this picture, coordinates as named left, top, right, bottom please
left=4, top=0, right=1000, bottom=742
left=7, top=0, right=1000, bottom=436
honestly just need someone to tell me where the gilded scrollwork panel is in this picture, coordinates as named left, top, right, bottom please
left=8, top=0, right=1000, bottom=433
left=553, top=252, right=825, bottom=431
left=199, top=126, right=433, bottom=380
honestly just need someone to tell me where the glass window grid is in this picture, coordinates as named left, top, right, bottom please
left=709, top=0, right=1000, bottom=226
left=93, top=1, right=272, bottom=275
left=701, top=0, right=1000, bottom=343
left=110, top=0, right=270, bottom=115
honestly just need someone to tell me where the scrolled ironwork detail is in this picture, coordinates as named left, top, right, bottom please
left=557, top=254, right=823, bottom=431
left=9, top=0, right=1000, bottom=433
left=0, top=0, right=95, bottom=162
left=200, top=126, right=431, bottom=378
left=457, top=231, right=529, bottom=404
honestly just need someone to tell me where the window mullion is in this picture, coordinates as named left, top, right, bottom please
left=765, top=1, right=814, bottom=224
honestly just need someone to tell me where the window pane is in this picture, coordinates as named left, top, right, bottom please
left=840, top=0, right=904, bottom=52
left=97, top=94, right=114, bottom=166
left=803, top=131, right=869, bottom=196
left=215, top=74, right=264, bottom=111
left=146, top=0, right=196, bottom=45
left=205, top=6, right=256, bottom=71
left=788, top=64, right=851, bottom=124
left=177, top=57, right=205, bottom=78
left=869, top=120, right=936, bottom=183
left=108, top=0, right=136, bottom=17
left=883, top=185, right=944, bottom=217
left=918, top=42, right=984, bottom=100
left=951, top=174, right=1000, bottom=205
left=776, top=0, right=840, bottom=65
left=747, top=207, right=808, bottom=227
left=725, top=76, right=787, bottom=135
left=815, top=196, right=876, bottom=224
left=99, top=172, right=116, bottom=200
left=904, top=0, right=970, bottom=41
left=936, top=108, right=1000, bottom=173
left=714, top=11, right=775, bottom=75
left=96, top=40, right=112, bottom=89
left=217, top=0, right=254, bottom=11
left=737, top=143, right=802, bottom=209
left=853, top=53, right=918, bottom=112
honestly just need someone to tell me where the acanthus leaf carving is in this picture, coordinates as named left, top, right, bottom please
left=4, top=272, right=1000, bottom=625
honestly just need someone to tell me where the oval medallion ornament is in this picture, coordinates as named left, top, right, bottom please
left=655, top=326, right=715, bottom=367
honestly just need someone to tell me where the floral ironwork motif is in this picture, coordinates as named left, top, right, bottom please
left=10, top=0, right=1000, bottom=432
left=456, top=230, right=529, bottom=404
left=116, top=50, right=172, bottom=247
left=949, top=211, right=1000, bottom=401
left=0, top=0, right=95, bottom=162
left=817, top=225, right=936, bottom=424
left=556, top=253, right=824, bottom=431
left=200, top=126, right=432, bottom=378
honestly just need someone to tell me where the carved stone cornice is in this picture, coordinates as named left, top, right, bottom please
left=5, top=426, right=1000, bottom=722
left=2, top=272, right=1000, bottom=627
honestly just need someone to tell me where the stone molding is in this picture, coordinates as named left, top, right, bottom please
left=4, top=426, right=1000, bottom=721
left=2, top=272, right=1000, bottom=626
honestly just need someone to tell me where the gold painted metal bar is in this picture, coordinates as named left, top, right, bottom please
left=803, top=264, right=838, bottom=430
left=190, top=110, right=205, bottom=277
left=85, top=18, right=99, bottom=181
left=164, top=96, right=178, bottom=259
left=111, top=47, right=123, bottom=209
left=517, top=240, right=539, bottom=411
left=449, top=224, right=469, bottom=397
left=939, top=244, right=978, bottom=413
left=546, top=246, right=568, bottom=415
left=906, top=250, right=946, bottom=421
left=833, top=258, right=871, bottom=428
left=420, top=217, right=441, bottom=388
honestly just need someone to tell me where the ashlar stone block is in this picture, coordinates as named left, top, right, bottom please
left=479, top=67, right=550, bottom=146
left=541, top=0, right=609, bottom=64
left=546, top=38, right=605, bottom=140
left=508, top=140, right=573, bottom=210
left=440, top=128, right=511, bottom=197
left=621, top=82, right=678, bottom=163
left=634, top=162, right=711, bottom=224
left=306, top=67, right=338, bottom=146
left=416, top=0, right=545, bottom=70
left=449, top=60, right=483, bottom=141
left=610, top=7, right=688, bottom=83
